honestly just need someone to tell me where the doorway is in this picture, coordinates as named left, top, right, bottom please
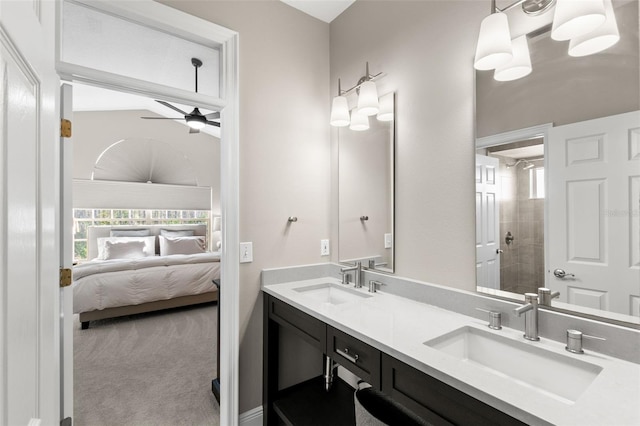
left=484, top=139, right=545, bottom=295
left=70, top=82, right=221, bottom=424
left=57, top=1, right=239, bottom=424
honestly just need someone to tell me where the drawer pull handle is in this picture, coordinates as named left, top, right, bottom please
left=336, top=347, right=359, bottom=364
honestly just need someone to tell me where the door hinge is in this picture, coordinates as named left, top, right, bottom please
left=60, top=268, right=72, bottom=288
left=60, top=119, right=72, bottom=138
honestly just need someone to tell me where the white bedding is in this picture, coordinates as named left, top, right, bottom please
left=73, top=252, right=220, bottom=314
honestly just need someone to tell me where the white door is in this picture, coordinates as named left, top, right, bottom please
left=548, top=111, right=640, bottom=316
left=476, top=155, right=501, bottom=289
left=0, top=1, right=60, bottom=425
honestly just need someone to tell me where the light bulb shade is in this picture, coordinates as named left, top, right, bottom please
left=474, top=12, right=513, bottom=71
left=494, top=35, right=532, bottom=81
left=186, top=115, right=206, bottom=129
left=551, top=0, right=606, bottom=41
left=350, top=109, right=369, bottom=131
left=330, top=95, right=350, bottom=127
left=357, top=80, right=379, bottom=116
left=377, top=92, right=394, bottom=121
left=568, top=0, right=619, bottom=57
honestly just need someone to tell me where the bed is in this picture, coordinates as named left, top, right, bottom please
left=73, top=224, right=220, bottom=329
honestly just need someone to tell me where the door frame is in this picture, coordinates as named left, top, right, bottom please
left=56, top=1, right=240, bottom=424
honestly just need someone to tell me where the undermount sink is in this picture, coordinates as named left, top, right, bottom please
left=293, top=282, right=372, bottom=305
left=424, top=326, right=603, bottom=403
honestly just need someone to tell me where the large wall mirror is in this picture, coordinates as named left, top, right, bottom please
left=475, top=0, right=639, bottom=326
left=339, top=92, right=395, bottom=273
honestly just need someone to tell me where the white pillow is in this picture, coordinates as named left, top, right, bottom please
left=103, top=240, right=146, bottom=260
left=96, top=236, right=156, bottom=259
left=160, top=229, right=195, bottom=237
left=110, top=229, right=150, bottom=237
left=159, top=235, right=206, bottom=256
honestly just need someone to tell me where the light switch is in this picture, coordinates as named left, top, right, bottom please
left=384, top=233, right=393, bottom=249
left=240, top=242, right=253, bottom=263
left=320, top=239, right=330, bottom=256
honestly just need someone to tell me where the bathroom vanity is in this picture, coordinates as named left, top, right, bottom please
left=262, top=266, right=640, bottom=426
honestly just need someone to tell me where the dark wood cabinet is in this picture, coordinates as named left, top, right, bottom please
left=327, top=326, right=381, bottom=389
left=381, top=354, right=525, bottom=426
left=263, top=292, right=526, bottom=426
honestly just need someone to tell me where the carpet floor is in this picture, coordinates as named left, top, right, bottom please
left=73, top=303, right=219, bottom=426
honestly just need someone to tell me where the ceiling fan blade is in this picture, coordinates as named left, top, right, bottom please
left=155, top=100, right=189, bottom=116
left=205, top=112, right=220, bottom=120
left=205, top=120, right=221, bottom=128
left=189, top=127, right=200, bottom=134
left=140, top=117, right=185, bottom=120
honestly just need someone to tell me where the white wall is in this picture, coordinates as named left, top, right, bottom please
left=331, top=1, right=485, bottom=289
left=72, top=109, right=221, bottom=213
left=159, top=0, right=331, bottom=413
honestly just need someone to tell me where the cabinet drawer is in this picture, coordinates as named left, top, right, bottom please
left=381, top=354, right=526, bottom=426
left=268, top=295, right=326, bottom=352
left=327, top=326, right=380, bottom=389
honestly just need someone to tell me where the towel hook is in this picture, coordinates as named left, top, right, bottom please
left=360, top=215, right=369, bottom=221
left=287, top=216, right=298, bottom=223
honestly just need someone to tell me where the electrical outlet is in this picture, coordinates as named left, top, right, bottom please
left=320, top=239, right=330, bottom=256
left=384, top=233, right=393, bottom=249
left=240, top=242, right=253, bottom=263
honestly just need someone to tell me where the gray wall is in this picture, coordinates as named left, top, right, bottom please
left=331, top=1, right=485, bottom=289
left=159, top=0, right=331, bottom=413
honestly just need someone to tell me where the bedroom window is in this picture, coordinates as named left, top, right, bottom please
left=73, top=209, right=210, bottom=261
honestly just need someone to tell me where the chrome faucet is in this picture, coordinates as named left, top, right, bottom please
left=514, top=293, right=540, bottom=341
left=340, top=261, right=362, bottom=288
left=538, top=287, right=560, bottom=307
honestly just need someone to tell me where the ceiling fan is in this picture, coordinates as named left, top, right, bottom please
left=141, top=57, right=220, bottom=134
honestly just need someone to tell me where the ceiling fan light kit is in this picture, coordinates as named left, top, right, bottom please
left=140, top=57, right=220, bottom=133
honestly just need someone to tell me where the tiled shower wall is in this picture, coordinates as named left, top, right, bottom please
left=496, top=156, right=545, bottom=294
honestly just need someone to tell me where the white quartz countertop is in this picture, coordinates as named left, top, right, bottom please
left=263, top=277, right=640, bottom=426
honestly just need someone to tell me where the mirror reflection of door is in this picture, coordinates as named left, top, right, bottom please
left=475, top=155, right=500, bottom=289
left=477, top=140, right=545, bottom=295
left=548, top=111, right=640, bottom=316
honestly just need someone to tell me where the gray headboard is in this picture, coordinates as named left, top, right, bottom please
left=87, top=224, right=207, bottom=260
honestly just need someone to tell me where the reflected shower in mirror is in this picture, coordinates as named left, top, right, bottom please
left=475, top=0, right=639, bottom=325
left=339, top=92, right=395, bottom=273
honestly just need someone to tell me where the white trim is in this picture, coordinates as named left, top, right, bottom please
left=475, top=123, right=553, bottom=149
left=56, top=2, right=240, bottom=424
left=239, top=406, right=263, bottom=426
left=219, top=29, right=240, bottom=426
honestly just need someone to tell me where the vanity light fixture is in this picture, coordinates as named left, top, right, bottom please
left=494, top=35, right=532, bottom=81
left=356, top=63, right=379, bottom=116
left=551, top=0, right=606, bottom=41
left=473, top=0, right=513, bottom=71
left=377, top=92, right=394, bottom=122
left=330, top=62, right=386, bottom=127
left=568, top=0, right=619, bottom=57
left=349, top=108, right=370, bottom=131
left=475, top=0, right=619, bottom=82
left=330, top=79, right=351, bottom=127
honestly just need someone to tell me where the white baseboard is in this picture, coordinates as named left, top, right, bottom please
left=239, top=406, right=263, bottom=426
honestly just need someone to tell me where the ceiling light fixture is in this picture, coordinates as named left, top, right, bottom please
left=330, top=62, right=387, bottom=128
left=475, top=0, right=619, bottom=82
